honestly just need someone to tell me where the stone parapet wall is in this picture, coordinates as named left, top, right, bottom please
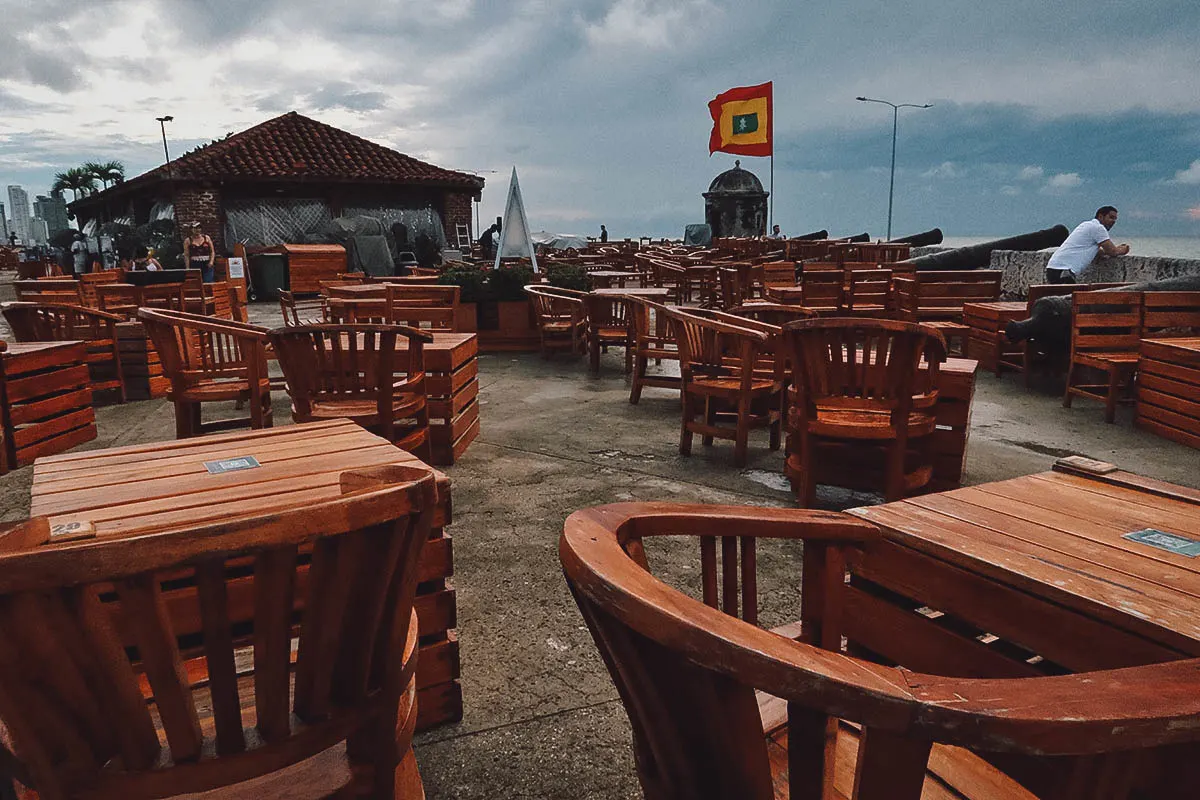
left=991, top=250, right=1200, bottom=299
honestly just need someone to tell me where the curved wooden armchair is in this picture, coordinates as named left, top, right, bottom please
left=2, top=302, right=126, bottom=402
left=628, top=297, right=680, bottom=404
left=583, top=292, right=635, bottom=374
left=729, top=302, right=818, bottom=326
left=781, top=318, right=946, bottom=505
left=138, top=308, right=273, bottom=439
left=664, top=306, right=784, bottom=466
left=0, top=464, right=437, bottom=800
left=524, top=285, right=587, bottom=358
left=268, top=323, right=432, bottom=459
left=562, top=502, right=1200, bottom=800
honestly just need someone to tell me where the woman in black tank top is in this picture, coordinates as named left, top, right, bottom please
left=183, top=221, right=216, bottom=282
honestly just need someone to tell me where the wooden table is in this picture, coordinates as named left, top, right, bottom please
left=29, top=419, right=464, bottom=730
left=2, top=341, right=96, bottom=466
left=847, top=464, right=1200, bottom=674
left=591, top=287, right=670, bottom=299
left=587, top=270, right=637, bottom=288
left=963, top=300, right=1026, bottom=376
left=1136, top=337, right=1200, bottom=449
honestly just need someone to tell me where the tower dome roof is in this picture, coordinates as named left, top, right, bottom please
left=706, top=160, right=765, bottom=194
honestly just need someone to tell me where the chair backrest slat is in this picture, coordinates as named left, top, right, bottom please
left=253, top=546, right=298, bottom=743
left=1070, top=291, right=1143, bottom=354
left=1142, top=291, right=1200, bottom=335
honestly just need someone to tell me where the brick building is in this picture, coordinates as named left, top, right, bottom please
left=70, top=111, right=484, bottom=255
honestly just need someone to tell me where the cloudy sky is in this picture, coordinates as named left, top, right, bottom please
left=2, top=0, right=1198, bottom=239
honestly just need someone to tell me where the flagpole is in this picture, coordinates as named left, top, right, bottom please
left=769, top=153, right=774, bottom=233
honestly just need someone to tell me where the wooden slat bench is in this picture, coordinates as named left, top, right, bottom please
left=1136, top=337, right=1200, bottom=449
left=963, top=300, right=1026, bottom=376
left=894, top=270, right=1002, bottom=355
left=1, top=341, right=96, bottom=466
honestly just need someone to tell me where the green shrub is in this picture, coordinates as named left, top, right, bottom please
left=440, top=262, right=489, bottom=304
left=489, top=263, right=536, bottom=301
left=545, top=263, right=588, bottom=291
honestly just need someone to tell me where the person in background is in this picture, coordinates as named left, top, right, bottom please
left=478, top=222, right=498, bottom=260
left=599, top=224, right=608, bottom=243
left=767, top=224, right=784, bottom=240
left=1044, top=206, right=1130, bottom=284
left=133, top=245, right=162, bottom=271
left=71, top=233, right=89, bottom=275
left=183, top=221, right=216, bottom=281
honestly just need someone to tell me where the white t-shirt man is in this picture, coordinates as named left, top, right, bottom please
left=1045, top=219, right=1112, bottom=276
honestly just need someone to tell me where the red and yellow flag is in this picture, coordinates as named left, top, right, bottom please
left=708, top=81, right=773, bottom=157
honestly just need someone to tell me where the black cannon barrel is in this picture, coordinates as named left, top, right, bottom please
left=888, top=228, right=943, bottom=247
left=843, top=232, right=871, bottom=243
left=897, top=225, right=1069, bottom=271
left=791, top=229, right=828, bottom=241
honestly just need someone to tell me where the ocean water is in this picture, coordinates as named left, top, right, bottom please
left=938, top=236, right=1200, bottom=260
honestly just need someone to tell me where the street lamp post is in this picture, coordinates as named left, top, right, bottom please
left=155, top=115, right=179, bottom=247
left=855, top=96, right=931, bottom=240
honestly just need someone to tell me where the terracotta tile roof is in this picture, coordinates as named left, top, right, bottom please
left=132, top=112, right=484, bottom=191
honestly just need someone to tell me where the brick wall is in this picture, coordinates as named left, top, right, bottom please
left=442, top=191, right=474, bottom=249
left=175, top=184, right=224, bottom=253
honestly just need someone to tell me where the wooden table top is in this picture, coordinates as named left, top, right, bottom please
left=326, top=284, right=386, bottom=296
left=850, top=466, right=1200, bottom=654
left=963, top=301, right=1027, bottom=313
left=30, top=419, right=446, bottom=544
left=591, top=287, right=670, bottom=297
left=3, top=341, right=85, bottom=358
left=1142, top=336, right=1200, bottom=356
left=587, top=270, right=636, bottom=279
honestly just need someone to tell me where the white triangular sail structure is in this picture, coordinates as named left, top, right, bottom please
left=493, top=167, right=538, bottom=272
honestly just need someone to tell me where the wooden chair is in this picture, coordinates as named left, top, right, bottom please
left=893, top=270, right=1002, bottom=355
left=562, top=502, right=1200, bottom=800
left=583, top=292, right=635, bottom=374
left=78, top=271, right=121, bottom=308
left=1008, top=283, right=1124, bottom=385
left=665, top=306, right=784, bottom=467
left=781, top=318, right=946, bottom=505
left=268, top=323, right=432, bottom=459
left=797, top=270, right=843, bottom=314
left=843, top=269, right=893, bottom=317
left=524, top=285, right=587, bottom=358
left=384, top=284, right=459, bottom=332
left=204, top=279, right=234, bottom=319
left=13, top=279, right=83, bottom=306
left=2, top=303, right=126, bottom=402
left=1063, top=290, right=1143, bottom=423
left=628, top=297, right=680, bottom=404
left=279, top=289, right=327, bottom=327
left=1141, top=291, right=1200, bottom=337
left=138, top=308, right=273, bottom=439
left=0, top=464, right=438, bottom=800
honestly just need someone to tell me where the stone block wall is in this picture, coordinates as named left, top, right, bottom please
left=992, top=250, right=1200, bottom=299
left=175, top=184, right=225, bottom=253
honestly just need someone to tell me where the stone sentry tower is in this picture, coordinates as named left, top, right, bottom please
left=703, top=160, right=768, bottom=238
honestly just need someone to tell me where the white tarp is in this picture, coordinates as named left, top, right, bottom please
left=494, top=167, right=538, bottom=271
left=531, top=230, right=588, bottom=250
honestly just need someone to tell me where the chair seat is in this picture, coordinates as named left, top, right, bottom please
left=691, top=375, right=782, bottom=394
left=171, top=377, right=271, bottom=402
left=543, top=319, right=584, bottom=331
left=308, top=393, right=425, bottom=422
left=1075, top=351, right=1140, bottom=367
left=925, top=320, right=970, bottom=331
left=803, top=406, right=938, bottom=440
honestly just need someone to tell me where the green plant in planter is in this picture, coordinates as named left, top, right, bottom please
left=489, top=263, right=536, bottom=301
left=545, top=263, right=589, bottom=291
left=440, top=262, right=489, bottom=304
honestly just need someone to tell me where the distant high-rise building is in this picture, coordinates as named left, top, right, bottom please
left=6, top=185, right=31, bottom=245
left=33, top=194, right=70, bottom=239
left=0, top=202, right=8, bottom=242
left=28, top=218, right=49, bottom=245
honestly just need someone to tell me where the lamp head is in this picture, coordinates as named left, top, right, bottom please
left=855, top=96, right=868, bottom=101
left=156, top=115, right=174, bottom=123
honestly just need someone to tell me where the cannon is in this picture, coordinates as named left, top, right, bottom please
left=792, top=229, right=828, bottom=241
left=841, top=232, right=871, bottom=243
left=896, top=225, right=1069, bottom=272
left=888, top=228, right=943, bottom=247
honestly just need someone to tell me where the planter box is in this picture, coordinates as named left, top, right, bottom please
left=458, top=300, right=539, bottom=352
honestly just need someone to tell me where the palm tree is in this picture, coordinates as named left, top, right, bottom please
left=84, top=160, right=125, bottom=189
left=51, top=167, right=99, bottom=202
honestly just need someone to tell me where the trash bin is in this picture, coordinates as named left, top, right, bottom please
left=247, top=253, right=288, bottom=301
